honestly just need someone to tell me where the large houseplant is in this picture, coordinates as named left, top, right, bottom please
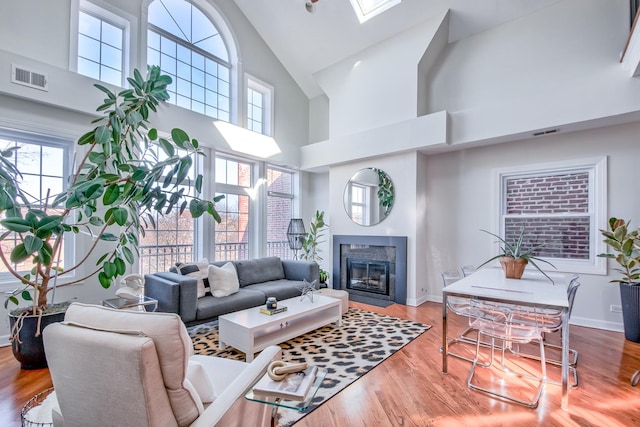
left=478, top=227, right=556, bottom=282
left=598, top=217, right=640, bottom=342
left=1, top=66, right=222, bottom=368
left=301, top=210, right=329, bottom=284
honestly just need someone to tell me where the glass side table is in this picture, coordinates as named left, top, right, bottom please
left=101, top=296, right=158, bottom=312
left=245, top=368, right=326, bottom=427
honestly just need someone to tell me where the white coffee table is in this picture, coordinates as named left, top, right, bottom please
left=219, top=294, right=342, bottom=361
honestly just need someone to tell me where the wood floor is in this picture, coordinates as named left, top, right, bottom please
left=2, top=301, right=640, bottom=426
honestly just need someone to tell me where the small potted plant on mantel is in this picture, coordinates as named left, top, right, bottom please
left=0, top=66, right=222, bottom=369
left=477, top=227, right=556, bottom=283
left=598, top=217, right=640, bottom=342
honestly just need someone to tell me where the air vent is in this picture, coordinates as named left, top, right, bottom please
left=532, top=128, right=559, bottom=137
left=11, top=64, right=48, bottom=91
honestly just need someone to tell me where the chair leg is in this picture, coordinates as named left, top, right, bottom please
left=441, top=327, right=504, bottom=363
left=510, top=341, right=579, bottom=388
left=467, top=332, right=547, bottom=409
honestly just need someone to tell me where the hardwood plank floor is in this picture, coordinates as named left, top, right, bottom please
left=2, top=301, right=640, bottom=426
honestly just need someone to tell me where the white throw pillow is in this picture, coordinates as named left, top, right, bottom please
left=186, top=360, right=216, bottom=403
left=175, top=259, right=209, bottom=298
left=208, top=262, right=240, bottom=297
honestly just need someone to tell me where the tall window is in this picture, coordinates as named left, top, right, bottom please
left=266, top=166, right=295, bottom=259
left=495, top=157, right=607, bottom=274
left=77, top=5, right=125, bottom=86
left=0, top=131, right=71, bottom=280
left=138, top=144, right=197, bottom=274
left=349, top=184, right=368, bottom=225
left=214, top=156, right=252, bottom=261
left=147, top=0, right=231, bottom=121
left=246, top=76, right=273, bottom=135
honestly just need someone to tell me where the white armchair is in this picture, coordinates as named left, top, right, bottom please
left=43, top=302, right=281, bottom=427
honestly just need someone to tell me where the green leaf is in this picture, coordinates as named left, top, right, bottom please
left=103, top=261, right=117, bottom=278
left=21, top=290, right=32, bottom=301
left=94, top=84, right=116, bottom=99
left=175, top=157, right=192, bottom=185
left=0, top=218, right=32, bottom=233
left=122, top=246, right=134, bottom=264
left=37, top=215, right=64, bottom=231
left=98, top=271, right=112, bottom=289
left=171, top=128, right=189, bottom=149
left=23, top=235, right=43, bottom=254
left=159, top=138, right=175, bottom=157
left=77, top=130, right=95, bottom=146
left=89, top=216, right=104, bottom=226
left=103, top=184, right=120, bottom=205
left=112, top=207, right=128, bottom=226
left=88, top=151, right=107, bottom=165
left=39, top=242, right=53, bottom=266
left=114, top=257, right=126, bottom=275
left=10, top=244, right=30, bottom=263
left=148, top=128, right=158, bottom=141
left=131, top=168, right=147, bottom=181
left=100, top=233, right=118, bottom=241
left=195, top=175, right=203, bottom=193
left=95, top=125, right=111, bottom=145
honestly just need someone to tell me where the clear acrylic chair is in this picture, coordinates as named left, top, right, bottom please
left=509, top=276, right=581, bottom=387
left=441, top=269, right=477, bottom=362
left=467, top=299, right=547, bottom=408
left=461, top=265, right=477, bottom=277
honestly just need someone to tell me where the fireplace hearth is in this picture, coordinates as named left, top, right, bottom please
left=333, top=235, right=407, bottom=306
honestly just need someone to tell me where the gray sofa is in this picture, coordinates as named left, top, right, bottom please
left=144, top=257, right=320, bottom=326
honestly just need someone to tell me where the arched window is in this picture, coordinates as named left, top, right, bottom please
left=147, top=0, right=231, bottom=121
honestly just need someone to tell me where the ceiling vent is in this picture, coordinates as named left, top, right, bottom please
left=532, top=128, right=559, bottom=137
left=11, top=64, right=48, bottom=91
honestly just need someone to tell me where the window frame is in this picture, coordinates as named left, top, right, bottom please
left=491, top=157, right=607, bottom=275
left=70, top=0, right=134, bottom=88
left=0, top=128, right=74, bottom=289
left=246, top=74, right=274, bottom=136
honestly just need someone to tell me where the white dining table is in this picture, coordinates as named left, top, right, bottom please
left=441, top=267, right=571, bottom=410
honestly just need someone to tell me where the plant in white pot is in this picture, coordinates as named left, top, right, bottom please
left=1, top=66, right=222, bottom=368
left=598, top=217, right=640, bottom=342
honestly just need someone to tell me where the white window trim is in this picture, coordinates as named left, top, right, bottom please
left=490, top=156, right=607, bottom=275
left=0, top=128, right=75, bottom=291
left=245, top=74, right=274, bottom=137
left=69, top=0, right=137, bottom=88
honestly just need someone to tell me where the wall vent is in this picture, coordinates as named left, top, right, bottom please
left=532, top=128, right=559, bottom=137
left=11, top=64, right=48, bottom=91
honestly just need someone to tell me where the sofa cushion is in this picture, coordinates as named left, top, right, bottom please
left=63, top=303, right=200, bottom=426
left=173, top=259, right=210, bottom=298
left=235, top=257, right=285, bottom=287
left=195, top=289, right=266, bottom=320
left=208, top=262, right=240, bottom=297
left=244, top=279, right=304, bottom=301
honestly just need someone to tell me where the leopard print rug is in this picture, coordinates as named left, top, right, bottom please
left=188, top=307, right=430, bottom=426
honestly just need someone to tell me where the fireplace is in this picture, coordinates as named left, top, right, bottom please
left=347, top=259, right=390, bottom=295
left=333, top=235, right=407, bottom=306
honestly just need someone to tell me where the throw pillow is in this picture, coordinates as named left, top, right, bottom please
left=174, top=259, right=209, bottom=298
left=186, top=360, right=216, bottom=403
left=208, top=262, right=240, bottom=297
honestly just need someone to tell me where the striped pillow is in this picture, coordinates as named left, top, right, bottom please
left=172, top=259, right=210, bottom=298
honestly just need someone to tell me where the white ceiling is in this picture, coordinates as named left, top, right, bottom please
left=231, top=0, right=561, bottom=98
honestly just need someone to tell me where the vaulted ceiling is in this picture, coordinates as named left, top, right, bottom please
left=231, top=0, right=561, bottom=98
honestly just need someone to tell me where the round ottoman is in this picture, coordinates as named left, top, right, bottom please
left=316, top=288, right=349, bottom=314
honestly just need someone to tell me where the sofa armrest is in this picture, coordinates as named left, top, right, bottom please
left=144, top=272, right=198, bottom=323
left=282, top=260, right=319, bottom=283
left=190, top=345, right=282, bottom=427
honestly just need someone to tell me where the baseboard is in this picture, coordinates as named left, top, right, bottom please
left=0, top=335, right=10, bottom=347
left=407, top=294, right=429, bottom=307
left=570, top=316, right=624, bottom=333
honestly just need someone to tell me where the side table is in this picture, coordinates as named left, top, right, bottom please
left=245, top=368, right=326, bottom=427
left=102, top=296, right=158, bottom=312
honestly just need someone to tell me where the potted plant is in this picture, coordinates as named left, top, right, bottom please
left=1, top=66, right=222, bottom=368
left=598, top=217, right=640, bottom=342
left=478, top=227, right=556, bottom=282
left=301, top=210, right=329, bottom=285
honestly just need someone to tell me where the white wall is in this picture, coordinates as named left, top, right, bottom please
left=329, top=152, right=421, bottom=305
left=424, top=121, right=640, bottom=332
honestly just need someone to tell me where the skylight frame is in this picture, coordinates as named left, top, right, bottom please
left=349, top=0, right=401, bottom=23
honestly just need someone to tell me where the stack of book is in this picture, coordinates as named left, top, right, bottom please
left=252, top=365, right=319, bottom=401
left=259, top=306, right=288, bottom=315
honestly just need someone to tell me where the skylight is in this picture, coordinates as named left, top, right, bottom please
left=349, top=0, right=401, bottom=23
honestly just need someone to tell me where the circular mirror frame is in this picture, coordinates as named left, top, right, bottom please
left=343, top=168, right=395, bottom=226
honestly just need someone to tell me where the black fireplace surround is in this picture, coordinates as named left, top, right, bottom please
left=332, top=235, right=407, bottom=305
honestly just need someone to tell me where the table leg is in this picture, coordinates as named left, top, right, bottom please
left=442, top=293, right=448, bottom=374
left=271, top=399, right=280, bottom=427
left=561, top=308, right=569, bottom=410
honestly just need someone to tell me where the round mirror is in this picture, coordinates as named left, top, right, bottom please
left=343, top=168, right=394, bottom=226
